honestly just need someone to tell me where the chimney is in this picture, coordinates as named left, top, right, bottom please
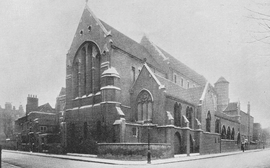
left=26, top=94, right=39, bottom=115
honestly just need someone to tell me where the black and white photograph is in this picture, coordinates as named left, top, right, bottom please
left=0, top=0, right=270, bottom=167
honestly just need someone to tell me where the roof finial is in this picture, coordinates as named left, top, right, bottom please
left=86, top=0, right=89, bottom=3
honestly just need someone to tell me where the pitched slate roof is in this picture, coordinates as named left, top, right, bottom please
left=215, top=111, right=240, bottom=123
left=59, top=87, right=66, bottom=97
left=100, top=20, right=162, bottom=71
left=37, top=103, right=54, bottom=113
left=224, top=102, right=238, bottom=112
left=140, top=36, right=207, bottom=86
left=155, top=75, right=204, bottom=105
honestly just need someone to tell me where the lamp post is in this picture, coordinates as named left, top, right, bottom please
left=147, top=123, right=151, bottom=164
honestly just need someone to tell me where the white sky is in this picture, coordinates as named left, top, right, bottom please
left=0, top=0, right=270, bottom=127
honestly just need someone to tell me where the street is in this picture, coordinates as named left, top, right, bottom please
left=2, top=149, right=270, bottom=168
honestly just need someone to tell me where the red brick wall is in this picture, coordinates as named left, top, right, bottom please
left=221, top=140, right=239, bottom=153
left=200, top=132, right=220, bottom=154
left=98, top=143, right=172, bottom=160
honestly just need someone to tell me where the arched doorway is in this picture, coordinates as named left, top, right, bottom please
left=174, top=132, right=181, bottom=154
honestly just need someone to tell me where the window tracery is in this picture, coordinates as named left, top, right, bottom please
left=136, top=90, right=153, bottom=122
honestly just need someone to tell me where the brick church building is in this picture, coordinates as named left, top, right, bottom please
left=63, top=3, right=254, bottom=158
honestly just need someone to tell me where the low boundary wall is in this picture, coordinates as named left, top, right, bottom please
left=98, top=143, right=172, bottom=160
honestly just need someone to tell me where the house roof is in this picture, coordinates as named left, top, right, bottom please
left=100, top=20, right=162, bottom=71
left=37, top=103, right=54, bottom=113
left=224, top=102, right=238, bottom=112
left=59, top=87, right=66, bottom=97
left=155, top=75, right=204, bottom=105
left=215, top=111, right=240, bottom=123
left=140, top=35, right=207, bottom=86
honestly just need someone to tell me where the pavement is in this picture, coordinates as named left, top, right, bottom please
left=2, top=148, right=266, bottom=166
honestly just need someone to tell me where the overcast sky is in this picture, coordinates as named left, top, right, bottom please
left=0, top=0, right=270, bottom=127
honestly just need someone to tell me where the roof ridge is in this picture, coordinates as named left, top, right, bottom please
left=85, top=4, right=110, bottom=36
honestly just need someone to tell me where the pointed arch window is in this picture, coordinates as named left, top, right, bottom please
left=174, top=103, right=182, bottom=127
left=186, top=107, right=193, bottom=128
left=206, top=111, right=211, bottom=132
left=215, top=119, right=220, bottom=133
left=136, top=90, right=153, bottom=122
left=227, top=126, right=231, bottom=139
left=72, top=42, right=101, bottom=99
left=221, top=125, right=226, bottom=139
left=231, top=128, right=235, bottom=140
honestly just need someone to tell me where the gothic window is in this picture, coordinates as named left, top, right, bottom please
left=206, top=111, right=211, bottom=132
left=215, top=119, right=220, bottom=133
left=231, top=128, right=235, bottom=140
left=186, top=107, right=193, bottom=128
left=221, top=125, right=226, bottom=139
left=227, top=126, right=231, bottom=139
left=174, top=103, right=182, bottom=127
left=136, top=90, right=153, bottom=122
left=72, top=42, right=101, bottom=98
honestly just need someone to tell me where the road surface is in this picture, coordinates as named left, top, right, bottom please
left=2, top=149, right=270, bottom=168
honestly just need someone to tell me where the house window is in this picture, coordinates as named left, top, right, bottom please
left=40, top=126, right=47, bottom=133
left=181, top=78, right=184, bottom=87
left=187, top=81, right=190, bottom=89
left=136, top=90, right=153, bottom=122
left=132, top=127, right=138, bottom=137
left=206, top=111, right=211, bottom=132
left=173, top=74, right=177, bottom=83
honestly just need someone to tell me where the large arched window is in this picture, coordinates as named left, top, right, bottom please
left=174, top=103, right=182, bottom=127
left=72, top=42, right=101, bottom=98
left=215, top=119, right=220, bottom=133
left=221, top=125, right=226, bottom=139
left=206, top=111, right=211, bottom=132
left=227, top=126, right=231, bottom=139
left=136, top=90, right=153, bottom=122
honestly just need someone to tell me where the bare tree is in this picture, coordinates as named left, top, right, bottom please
left=246, top=3, right=270, bottom=44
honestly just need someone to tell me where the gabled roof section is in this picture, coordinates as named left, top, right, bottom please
left=224, top=102, right=238, bottom=112
left=132, top=63, right=165, bottom=90
left=59, top=87, right=66, bottom=97
left=156, top=75, right=204, bottom=105
left=85, top=4, right=110, bottom=36
left=100, top=21, right=162, bottom=70
left=140, top=35, right=207, bottom=86
left=37, top=103, right=54, bottom=113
